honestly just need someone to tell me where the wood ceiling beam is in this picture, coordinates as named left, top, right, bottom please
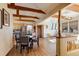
left=52, top=15, right=71, bottom=20
left=15, top=19, right=35, bottom=22
left=13, top=14, right=39, bottom=19
left=7, top=3, right=46, bottom=14
left=52, top=15, right=65, bottom=19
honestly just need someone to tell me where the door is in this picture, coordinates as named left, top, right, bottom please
left=37, top=25, right=43, bottom=38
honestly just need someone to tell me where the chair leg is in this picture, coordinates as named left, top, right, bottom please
left=20, top=45, right=22, bottom=53
left=37, top=41, right=39, bottom=47
left=27, top=47, right=29, bottom=53
left=16, top=42, right=18, bottom=49
left=23, top=45, right=25, bottom=49
left=31, top=42, right=33, bottom=48
left=30, top=42, right=33, bottom=49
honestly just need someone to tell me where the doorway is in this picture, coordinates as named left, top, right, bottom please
left=37, top=25, right=43, bottom=38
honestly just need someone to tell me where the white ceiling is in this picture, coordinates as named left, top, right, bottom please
left=13, top=3, right=70, bottom=23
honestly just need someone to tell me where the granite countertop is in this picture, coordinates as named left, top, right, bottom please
left=59, top=34, right=78, bottom=38
left=61, top=36, right=77, bottom=38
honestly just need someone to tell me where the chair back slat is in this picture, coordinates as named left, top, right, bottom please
left=20, top=36, right=29, bottom=45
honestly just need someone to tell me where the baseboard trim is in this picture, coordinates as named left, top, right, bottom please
left=6, top=46, right=13, bottom=56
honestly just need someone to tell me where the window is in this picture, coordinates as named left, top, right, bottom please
left=27, top=25, right=33, bottom=35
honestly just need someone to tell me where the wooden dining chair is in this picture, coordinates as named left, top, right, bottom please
left=20, top=36, right=29, bottom=53
left=32, top=35, right=39, bottom=47
left=15, top=31, right=21, bottom=49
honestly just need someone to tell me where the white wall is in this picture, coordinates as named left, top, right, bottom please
left=0, top=3, right=13, bottom=56
left=38, top=17, right=57, bottom=38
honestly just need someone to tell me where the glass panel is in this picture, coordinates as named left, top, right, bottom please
left=62, top=22, right=68, bottom=33
left=27, top=25, right=33, bottom=35
left=69, top=20, right=78, bottom=34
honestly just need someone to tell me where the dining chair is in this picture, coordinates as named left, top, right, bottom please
left=15, top=31, right=21, bottom=49
left=20, top=36, right=29, bottom=53
left=32, top=35, right=39, bottom=47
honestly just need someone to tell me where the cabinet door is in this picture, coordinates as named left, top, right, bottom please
left=69, top=20, right=78, bottom=34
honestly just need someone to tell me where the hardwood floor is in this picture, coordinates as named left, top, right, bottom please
left=7, top=38, right=56, bottom=56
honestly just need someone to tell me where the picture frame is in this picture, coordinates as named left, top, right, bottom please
left=0, top=9, right=2, bottom=29
left=2, top=8, right=10, bottom=26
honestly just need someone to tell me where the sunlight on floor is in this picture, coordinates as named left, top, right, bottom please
left=49, top=39, right=56, bottom=43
